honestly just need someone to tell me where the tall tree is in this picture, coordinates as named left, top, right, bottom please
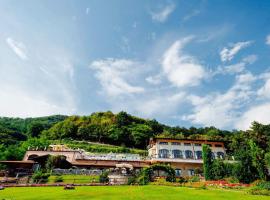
left=202, top=144, right=213, bottom=180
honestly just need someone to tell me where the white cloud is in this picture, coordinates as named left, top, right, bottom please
left=257, top=73, right=270, bottom=99
left=220, top=41, right=252, bottom=62
left=0, top=85, right=75, bottom=118
left=6, top=37, right=28, bottom=60
left=184, top=72, right=256, bottom=128
left=162, top=37, right=206, bottom=87
left=266, top=35, right=270, bottom=45
left=242, top=54, right=257, bottom=64
left=90, top=58, right=145, bottom=97
left=219, top=63, right=246, bottom=75
left=134, top=92, right=186, bottom=117
left=236, top=103, right=270, bottom=130
left=0, top=38, right=78, bottom=118
left=150, top=3, right=175, bottom=23
left=183, top=9, right=200, bottom=21
left=146, top=74, right=162, bottom=85
left=214, top=55, right=257, bottom=75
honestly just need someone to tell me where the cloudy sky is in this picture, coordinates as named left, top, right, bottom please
left=1, top=0, right=270, bottom=130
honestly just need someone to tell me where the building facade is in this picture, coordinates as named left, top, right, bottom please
left=148, top=138, right=226, bottom=176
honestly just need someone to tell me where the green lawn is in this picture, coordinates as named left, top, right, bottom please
left=47, top=175, right=99, bottom=184
left=1, top=186, right=269, bottom=200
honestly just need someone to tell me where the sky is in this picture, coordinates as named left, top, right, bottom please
left=1, top=0, right=270, bottom=130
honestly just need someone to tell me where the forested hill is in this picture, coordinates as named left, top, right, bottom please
left=0, top=115, right=67, bottom=146
left=41, top=111, right=233, bottom=149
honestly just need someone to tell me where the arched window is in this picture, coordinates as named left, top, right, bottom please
left=185, top=150, right=193, bottom=159
left=195, top=151, right=202, bottom=159
left=172, top=150, right=183, bottom=159
left=217, top=152, right=225, bottom=159
left=159, top=149, right=169, bottom=158
left=175, top=169, right=182, bottom=176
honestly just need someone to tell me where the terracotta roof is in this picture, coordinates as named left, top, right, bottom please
left=152, top=137, right=225, bottom=143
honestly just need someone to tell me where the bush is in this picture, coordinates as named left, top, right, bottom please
left=189, top=175, right=200, bottom=182
left=127, top=176, right=136, bottom=185
left=99, top=171, right=109, bottom=183
left=178, top=177, right=187, bottom=184
left=249, top=181, right=270, bottom=196
left=249, top=188, right=270, bottom=196
left=54, top=176, right=63, bottom=183
left=224, top=177, right=239, bottom=183
left=32, top=171, right=50, bottom=183
left=137, top=174, right=149, bottom=185
left=256, top=181, right=270, bottom=190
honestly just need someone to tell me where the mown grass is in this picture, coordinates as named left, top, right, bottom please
left=47, top=175, right=99, bottom=184
left=1, top=185, right=269, bottom=200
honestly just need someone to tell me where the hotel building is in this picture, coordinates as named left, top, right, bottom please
left=148, top=138, right=226, bottom=176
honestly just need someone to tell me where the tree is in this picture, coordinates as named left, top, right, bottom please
left=265, top=152, right=270, bottom=167
left=129, top=124, right=153, bottom=148
left=116, top=111, right=132, bottom=127
left=210, top=159, right=226, bottom=180
left=249, top=140, right=268, bottom=181
left=27, top=122, right=44, bottom=137
left=202, top=144, right=213, bottom=180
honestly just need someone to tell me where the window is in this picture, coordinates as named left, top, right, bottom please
left=172, top=142, right=181, bottom=145
left=185, top=150, right=194, bottom=159
left=184, top=143, right=191, bottom=146
left=194, top=143, right=201, bottom=146
left=188, top=169, right=195, bottom=176
left=159, top=142, right=168, bottom=145
left=217, top=152, right=225, bottom=159
left=195, top=151, right=202, bottom=159
left=215, top=144, right=223, bottom=147
left=175, top=169, right=182, bottom=176
left=172, top=150, right=183, bottom=158
left=159, top=149, right=169, bottom=158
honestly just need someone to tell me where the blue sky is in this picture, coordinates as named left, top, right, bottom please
left=1, top=0, right=270, bottom=130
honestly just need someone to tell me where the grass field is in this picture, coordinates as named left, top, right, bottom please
left=47, top=175, right=99, bottom=184
left=1, top=185, right=269, bottom=200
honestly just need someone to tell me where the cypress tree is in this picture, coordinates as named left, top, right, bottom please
left=202, top=144, right=213, bottom=180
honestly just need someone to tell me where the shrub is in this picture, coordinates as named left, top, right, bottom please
left=32, top=171, right=50, bottom=183
left=256, top=181, right=270, bottom=190
left=249, top=188, right=270, bottom=196
left=127, top=176, right=137, bottom=185
left=248, top=181, right=270, bottom=196
left=54, top=176, right=63, bottom=183
left=189, top=175, right=200, bottom=182
left=178, top=177, right=187, bottom=184
left=225, top=177, right=239, bottom=183
left=99, top=171, right=109, bottom=183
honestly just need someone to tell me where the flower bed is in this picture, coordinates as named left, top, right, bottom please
left=205, top=180, right=250, bottom=189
